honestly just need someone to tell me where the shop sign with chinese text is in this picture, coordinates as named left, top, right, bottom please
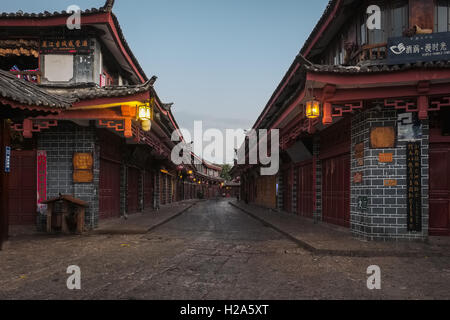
left=387, top=32, right=450, bottom=65
left=40, top=39, right=92, bottom=55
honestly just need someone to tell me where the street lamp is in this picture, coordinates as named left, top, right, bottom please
left=137, top=103, right=152, bottom=132
left=305, top=99, right=321, bottom=119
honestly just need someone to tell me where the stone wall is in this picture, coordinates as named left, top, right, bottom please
left=37, top=121, right=99, bottom=229
left=350, top=108, right=429, bottom=241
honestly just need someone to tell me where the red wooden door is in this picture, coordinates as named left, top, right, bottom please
left=99, top=159, right=120, bottom=220
left=144, top=170, right=153, bottom=209
left=127, top=167, right=140, bottom=214
left=429, top=140, right=450, bottom=236
left=283, top=167, right=293, bottom=213
left=297, top=161, right=314, bottom=218
left=8, top=150, right=37, bottom=225
left=322, top=153, right=350, bottom=227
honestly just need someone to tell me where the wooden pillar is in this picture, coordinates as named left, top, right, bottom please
left=0, top=120, right=10, bottom=249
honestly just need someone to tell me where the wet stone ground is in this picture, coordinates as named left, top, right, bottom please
left=0, top=199, right=449, bottom=300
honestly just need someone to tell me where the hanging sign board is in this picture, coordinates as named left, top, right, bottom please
left=407, top=142, right=422, bottom=232
left=387, top=32, right=450, bottom=65
left=37, top=151, right=47, bottom=214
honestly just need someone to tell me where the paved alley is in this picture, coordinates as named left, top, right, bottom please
left=0, top=199, right=449, bottom=300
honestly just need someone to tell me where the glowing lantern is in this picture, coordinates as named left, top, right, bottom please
left=305, top=100, right=321, bottom=119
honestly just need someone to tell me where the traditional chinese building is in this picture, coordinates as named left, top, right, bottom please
left=0, top=0, right=222, bottom=233
left=0, top=70, right=70, bottom=248
left=234, top=0, right=450, bottom=241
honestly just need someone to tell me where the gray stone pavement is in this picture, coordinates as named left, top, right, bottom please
left=93, top=199, right=199, bottom=235
left=0, top=199, right=449, bottom=300
left=230, top=201, right=450, bottom=258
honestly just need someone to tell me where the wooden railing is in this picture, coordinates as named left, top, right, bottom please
left=350, top=43, right=387, bottom=64
left=9, top=70, right=41, bottom=84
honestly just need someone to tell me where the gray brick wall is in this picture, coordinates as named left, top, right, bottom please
left=313, top=135, right=322, bottom=222
left=37, top=121, right=99, bottom=229
left=350, top=108, right=429, bottom=241
left=292, top=167, right=298, bottom=214
left=276, top=171, right=283, bottom=210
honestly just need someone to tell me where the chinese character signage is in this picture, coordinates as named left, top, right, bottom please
left=387, top=32, right=450, bottom=65
left=407, top=142, right=422, bottom=232
left=40, top=39, right=92, bottom=55
left=37, top=151, right=47, bottom=214
left=4, top=146, right=10, bottom=173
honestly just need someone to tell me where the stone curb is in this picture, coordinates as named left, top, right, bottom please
left=229, top=202, right=447, bottom=258
left=92, top=201, right=198, bottom=235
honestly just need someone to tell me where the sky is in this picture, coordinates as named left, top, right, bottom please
left=3, top=0, right=329, bottom=163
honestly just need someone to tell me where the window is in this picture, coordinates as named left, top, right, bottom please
left=435, top=0, right=450, bottom=32
left=367, top=0, right=408, bottom=44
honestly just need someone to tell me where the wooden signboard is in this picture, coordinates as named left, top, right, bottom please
left=370, top=127, right=396, bottom=149
left=407, top=142, right=422, bottom=231
left=384, top=179, right=398, bottom=187
left=379, top=153, right=394, bottom=163
left=354, top=143, right=364, bottom=166
left=73, top=153, right=93, bottom=183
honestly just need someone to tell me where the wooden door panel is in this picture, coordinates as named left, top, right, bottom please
left=99, top=159, right=120, bottom=220
left=127, top=167, right=139, bottom=214
left=297, top=162, right=314, bottom=218
left=322, top=153, right=350, bottom=227
left=8, top=151, right=37, bottom=225
left=144, top=170, right=153, bottom=209
left=429, top=144, right=450, bottom=236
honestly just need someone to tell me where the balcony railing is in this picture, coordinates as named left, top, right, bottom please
left=350, top=43, right=387, bottom=65
left=9, top=70, right=41, bottom=84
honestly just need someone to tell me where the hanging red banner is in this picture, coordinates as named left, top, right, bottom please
left=37, top=150, right=47, bottom=213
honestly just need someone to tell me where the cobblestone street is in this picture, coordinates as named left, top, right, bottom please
left=0, top=199, right=449, bottom=300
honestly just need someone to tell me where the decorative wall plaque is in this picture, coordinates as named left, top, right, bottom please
left=384, top=179, right=398, bottom=187
left=353, top=172, right=363, bottom=184
left=370, top=127, right=396, bottom=149
left=357, top=196, right=369, bottom=211
left=354, top=142, right=364, bottom=166
left=73, top=153, right=93, bottom=183
left=407, top=142, right=422, bottom=231
left=379, top=153, right=394, bottom=163
left=73, top=170, right=93, bottom=183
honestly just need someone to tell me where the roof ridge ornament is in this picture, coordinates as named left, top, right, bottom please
left=102, top=0, right=115, bottom=12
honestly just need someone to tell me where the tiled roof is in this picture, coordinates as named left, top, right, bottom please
left=300, top=0, right=338, bottom=56
left=0, top=0, right=115, bottom=18
left=41, top=76, right=158, bottom=100
left=305, top=61, right=450, bottom=74
left=0, top=70, right=74, bottom=109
